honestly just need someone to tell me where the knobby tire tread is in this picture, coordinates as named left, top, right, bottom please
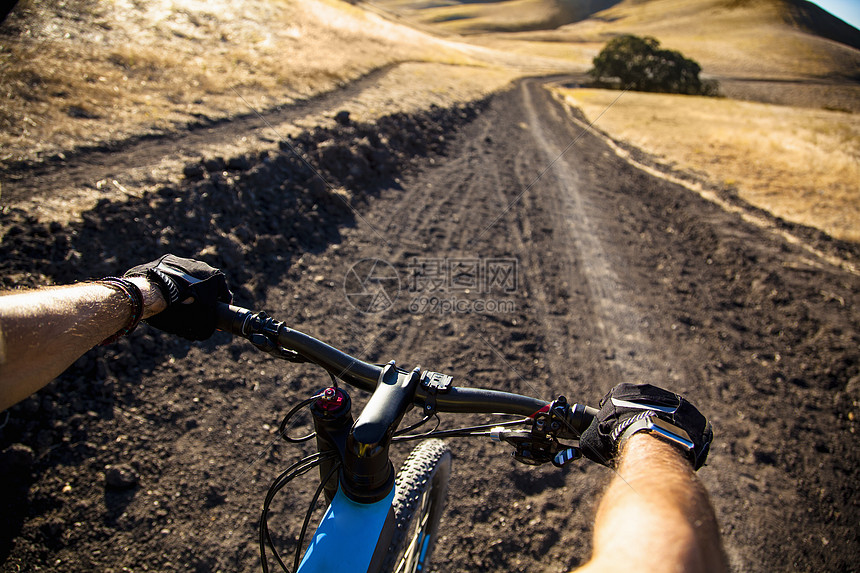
left=381, top=439, right=452, bottom=573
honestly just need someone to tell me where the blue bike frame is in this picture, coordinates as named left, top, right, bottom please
left=297, top=486, right=397, bottom=573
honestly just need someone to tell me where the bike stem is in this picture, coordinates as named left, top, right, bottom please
left=311, top=387, right=354, bottom=504
left=312, top=362, right=420, bottom=504
left=342, top=362, right=418, bottom=503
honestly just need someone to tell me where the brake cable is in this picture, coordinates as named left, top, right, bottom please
left=261, top=451, right=339, bottom=573
left=277, top=392, right=326, bottom=443
left=392, top=414, right=439, bottom=439
left=292, top=461, right=341, bottom=573
left=392, top=417, right=530, bottom=442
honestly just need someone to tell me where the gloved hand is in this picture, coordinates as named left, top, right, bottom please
left=579, top=383, right=713, bottom=470
left=125, top=254, right=233, bottom=341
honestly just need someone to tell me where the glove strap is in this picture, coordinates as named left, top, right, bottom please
left=138, top=267, right=181, bottom=305
left=617, top=413, right=695, bottom=456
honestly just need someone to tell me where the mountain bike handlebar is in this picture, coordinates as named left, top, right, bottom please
left=217, top=303, right=382, bottom=390
left=215, top=303, right=597, bottom=439
left=216, top=302, right=601, bottom=571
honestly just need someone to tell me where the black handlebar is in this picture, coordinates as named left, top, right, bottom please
left=217, top=303, right=382, bottom=391
left=215, top=303, right=597, bottom=437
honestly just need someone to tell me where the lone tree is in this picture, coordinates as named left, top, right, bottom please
left=589, top=35, right=718, bottom=96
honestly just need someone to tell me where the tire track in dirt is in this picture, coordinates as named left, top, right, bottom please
left=2, top=77, right=857, bottom=572
left=517, top=79, right=669, bottom=392
left=273, top=84, right=621, bottom=572
left=296, top=78, right=859, bottom=572
left=519, top=82, right=859, bottom=573
left=0, top=63, right=421, bottom=225
left=0, top=65, right=401, bottom=194
left=547, top=88, right=860, bottom=278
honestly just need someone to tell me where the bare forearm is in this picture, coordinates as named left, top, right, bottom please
left=578, top=433, right=727, bottom=573
left=0, top=278, right=165, bottom=411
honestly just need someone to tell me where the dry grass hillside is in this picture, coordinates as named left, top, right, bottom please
left=378, top=0, right=860, bottom=78
left=557, top=87, right=860, bottom=241
left=549, top=0, right=860, bottom=79
left=365, top=0, right=619, bottom=34
left=0, top=0, right=513, bottom=168
left=1, top=0, right=858, bottom=243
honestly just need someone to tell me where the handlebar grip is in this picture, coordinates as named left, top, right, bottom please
left=215, top=302, right=250, bottom=335
left=570, top=404, right=598, bottom=436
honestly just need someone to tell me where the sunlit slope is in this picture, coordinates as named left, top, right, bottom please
left=504, top=0, right=860, bottom=79
left=370, top=0, right=620, bottom=33
left=0, top=0, right=501, bottom=164
left=371, top=0, right=860, bottom=79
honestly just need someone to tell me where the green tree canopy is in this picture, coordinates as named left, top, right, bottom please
left=589, top=35, right=718, bottom=96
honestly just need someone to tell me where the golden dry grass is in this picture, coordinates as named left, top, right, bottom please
left=403, top=0, right=567, bottom=34
left=314, top=62, right=522, bottom=123
left=462, top=35, right=600, bottom=70
left=379, top=0, right=860, bottom=81
left=557, top=88, right=860, bottom=242
left=2, top=0, right=858, bottom=246
left=0, top=0, right=485, bottom=165
left=545, top=0, right=860, bottom=79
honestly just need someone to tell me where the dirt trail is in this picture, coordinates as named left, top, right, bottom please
left=0, top=59, right=528, bottom=228
left=275, top=79, right=860, bottom=571
left=0, top=64, right=404, bottom=221
left=1, top=78, right=858, bottom=572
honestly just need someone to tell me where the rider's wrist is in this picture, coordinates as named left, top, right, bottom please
left=620, top=425, right=695, bottom=467
left=617, top=414, right=693, bottom=452
left=126, top=276, right=167, bottom=319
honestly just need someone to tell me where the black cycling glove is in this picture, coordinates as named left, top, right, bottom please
left=579, top=383, right=713, bottom=470
left=125, top=254, right=233, bottom=341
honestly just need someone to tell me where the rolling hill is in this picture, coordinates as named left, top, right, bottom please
left=369, top=0, right=860, bottom=79
left=366, top=0, right=621, bottom=33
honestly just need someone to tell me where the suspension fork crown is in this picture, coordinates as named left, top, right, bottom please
left=311, top=386, right=354, bottom=504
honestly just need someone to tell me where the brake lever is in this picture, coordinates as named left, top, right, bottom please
left=490, top=396, right=582, bottom=467
left=248, top=333, right=309, bottom=363
left=491, top=427, right=580, bottom=467
left=488, top=433, right=577, bottom=467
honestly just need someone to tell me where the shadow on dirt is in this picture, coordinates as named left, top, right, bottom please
left=0, top=100, right=486, bottom=557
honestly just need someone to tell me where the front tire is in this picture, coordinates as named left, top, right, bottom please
left=383, top=439, right=452, bottom=573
